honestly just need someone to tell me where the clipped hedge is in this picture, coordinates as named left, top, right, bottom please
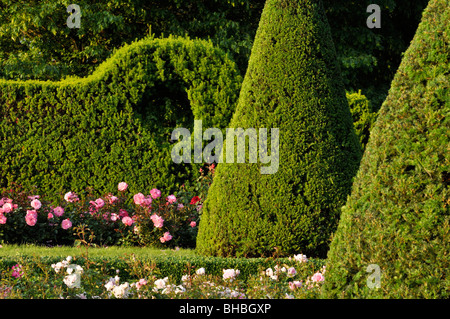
left=0, top=254, right=325, bottom=284
left=323, top=0, right=449, bottom=299
left=196, top=0, right=362, bottom=258
left=0, top=36, right=242, bottom=202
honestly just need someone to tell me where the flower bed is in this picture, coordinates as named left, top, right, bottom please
left=0, top=165, right=215, bottom=248
left=0, top=252, right=326, bottom=299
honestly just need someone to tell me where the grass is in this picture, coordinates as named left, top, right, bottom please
left=0, top=243, right=196, bottom=259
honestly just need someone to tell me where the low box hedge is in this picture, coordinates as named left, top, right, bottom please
left=0, top=253, right=325, bottom=284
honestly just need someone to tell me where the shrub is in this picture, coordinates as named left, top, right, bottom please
left=196, top=0, right=362, bottom=258
left=128, top=164, right=215, bottom=248
left=0, top=36, right=242, bottom=203
left=0, top=253, right=326, bottom=299
left=346, top=90, right=378, bottom=149
left=323, top=0, right=449, bottom=298
left=0, top=184, right=136, bottom=246
left=0, top=170, right=212, bottom=248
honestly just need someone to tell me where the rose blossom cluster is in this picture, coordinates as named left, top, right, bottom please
left=82, top=184, right=136, bottom=227
left=105, top=276, right=131, bottom=299
left=264, top=265, right=298, bottom=281
left=1, top=181, right=203, bottom=246
left=159, top=231, right=172, bottom=243
left=133, top=193, right=152, bottom=207
left=0, top=197, right=18, bottom=225
left=223, top=269, right=240, bottom=281
left=150, top=214, right=164, bottom=228
left=51, top=256, right=84, bottom=289
left=166, top=194, right=177, bottom=204
left=64, top=192, right=79, bottom=203
left=153, top=276, right=185, bottom=295
left=11, top=264, right=24, bottom=279
left=25, top=210, right=38, bottom=226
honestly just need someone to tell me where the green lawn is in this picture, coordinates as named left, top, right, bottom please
left=0, top=243, right=196, bottom=259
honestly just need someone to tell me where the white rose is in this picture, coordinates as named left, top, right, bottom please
left=63, top=273, right=81, bottom=289
left=196, top=268, right=206, bottom=276
left=154, top=278, right=167, bottom=289
left=112, top=282, right=130, bottom=299
left=105, top=278, right=115, bottom=291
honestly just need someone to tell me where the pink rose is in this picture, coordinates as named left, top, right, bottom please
left=110, top=213, right=119, bottom=221
left=142, top=195, right=152, bottom=207
left=118, top=182, right=128, bottom=192
left=11, top=264, right=24, bottom=279
left=136, top=278, right=147, bottom=290
left=163, top=232, right=172, bottom=241
left=159, top=232, right=172, bottom=243
left=31, top=199, right=42, bottom=210
left=150, top=188, right=161, bottom=199
left=166, top=194, right=177, bottom=204
left=0, top=214, right=6, bottom=224
left=150, top=214, right=164, bottom=228
left=25, top=210, right=37, bottom=226
left=2, top=202, right=13, bottom=213
left=61, top=218, right=72, bottom=230
left=64, top=192, right=79, bottom=203
left=287, top=267, right=297, bottom=277
left=223, top=269, right=240, bottom=281
left=108, top=195, right=119, bottom=204
left=289, top=281, right=302, bottom=290
left=122, top=216, right=133, bottom=226
left=48, top=213, right=54, bottom=219
left=53, top=206, right=64, bottom=217
left=190, top=221, right=196, bottom=228
left=311, top=272, right=325, bottom=283
left=90, top=198, right=105, bottom=209
left=133, top=193, right=145, bottom=205
left=177, top=203, right=184, bottom=210
left=118, top=209, right=129, bottom=218
left=26, top=210, right=37, bottom=218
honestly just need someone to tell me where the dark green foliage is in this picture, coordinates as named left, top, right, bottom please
left=0, top=1, right=429, bottom=113
left=323, top=0, right=450, bottom=298
left=0, top=0, right=262, bottom=80
left=325, top=0, right=429, bottom=109
left=196, top=0, right=362, bottom=258
left=0, top=36, right=242, bottom=203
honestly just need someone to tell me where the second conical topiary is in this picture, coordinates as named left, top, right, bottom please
left=196, top=0, right=362, bottom=258
left=323, top=0, right=449, bottom=298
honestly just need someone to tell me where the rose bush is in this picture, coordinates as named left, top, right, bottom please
left=0, top=164, right=215, bottom=248
left=0, top=252, right=325, bottom=299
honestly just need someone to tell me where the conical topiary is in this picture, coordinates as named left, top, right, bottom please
left=196, top=0, right=362, bottom=258
left=323, top=0, right=449, bottom=298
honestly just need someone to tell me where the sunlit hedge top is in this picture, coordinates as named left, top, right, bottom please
left=0, top=36, right=242, bottom=202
